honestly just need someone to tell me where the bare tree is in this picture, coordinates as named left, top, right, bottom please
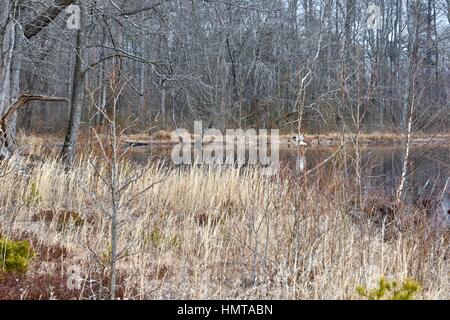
left=0, top=0, right=74, bottom=157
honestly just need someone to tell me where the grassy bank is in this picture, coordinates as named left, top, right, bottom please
left=15, top=131, right=450, bottom=152
left=121, top=131, right=450, bottom=147
left=1, top=152, right=449, bottom=300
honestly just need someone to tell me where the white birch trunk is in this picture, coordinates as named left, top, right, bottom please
left=0, top=2, right=21, bottom=158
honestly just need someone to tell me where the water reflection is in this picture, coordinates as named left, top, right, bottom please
left=294, top=154, right=306, bottom=173
left=128, top=144, right=449, bottom=202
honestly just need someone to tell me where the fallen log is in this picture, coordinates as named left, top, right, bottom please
left=0, top=94, right=67, bottom=124
left=0, top=94, right=67, bottom=159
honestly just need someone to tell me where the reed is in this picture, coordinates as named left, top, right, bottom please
left=0, top=152, right=449, bottom=299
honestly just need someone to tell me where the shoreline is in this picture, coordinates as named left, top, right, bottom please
left=121, top=132, right=449, bottom=148
left=16, top=132, right=450, bottom=150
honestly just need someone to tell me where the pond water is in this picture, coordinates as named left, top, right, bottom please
left=126, top=143, right=450, bottom=210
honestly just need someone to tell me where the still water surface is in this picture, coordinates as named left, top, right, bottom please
left=127, top=144, right=449, bottom=209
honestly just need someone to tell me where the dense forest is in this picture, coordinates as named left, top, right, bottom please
left=1, top=1, right=449, bottom=155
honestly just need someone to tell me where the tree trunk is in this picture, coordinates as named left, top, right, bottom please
left=138, top=14, right=146, bottom=117
left=160, top=79, right=166, bottom=116
left=61, top=1, right=86, bottom=166
left=0, top=2, right=21, bottom=157
left=396, top=0, right=420, bottom=203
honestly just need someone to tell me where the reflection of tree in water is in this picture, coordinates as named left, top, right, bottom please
left=295, top=154, right=306, bottom=173
left=279, top=146, right=449, bottom=203
left=129, top=145, right=448, bottom=205
left=357, top=147, right=449, bottom=201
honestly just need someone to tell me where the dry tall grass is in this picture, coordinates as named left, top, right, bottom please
left=0, top=152, right=449, bottom=299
